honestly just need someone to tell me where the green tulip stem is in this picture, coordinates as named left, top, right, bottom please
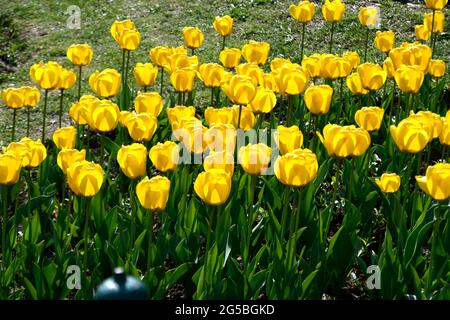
left=348, top=158, right=354, bottom=203
left=77, top=65, right=82, bottom=100
left=280, top=187, right=290, bottom=240
left=287, top=187, right=303, bottom=270
left=211, top=87, right=215, bottom=107
left=41, top=89, right=48, bottom=142
left=389, top=81, right=396, bottom=124
left=146, top=209, right=154, bottom=272
left=331, top=159, right=343, bottom=213
left=58, top=89, right=64, bottom=128
left=441, top=145, right=447, bottom=161
left=143, top=86, right=148, bottom=93
left=287, top=95, right=293, bottom=126
left=124, top=50, right=131, bottom=89
left=26, top=107, right=31, bottom=137
left=426, top=201, right=444, bottom=296
left=129, top=180, right=137, bottom=250
left=363, top=27, right=370, bottom=62
left=329, top=22, right=335, bottom=54
left=337, top=77, right=344, bottom=120
left=159, top=67, right=164, bottom=96
left=11, top=108, right=17, bottom=142
left=191, top=48, right=195, bottom=56
left=221, top=36, right=226, bottom=52
left=1, top=185, right=9, bottom=272
left=237, top=104, right=243, bottom=130
left=83, top=196, right=91, bottom=271
left=300, top=23, right=306, bottom=63
left=244, top=175, right=257, bottom=267
left=121, top=49, right=126, bottom=86
left=430, top=10, right=436, bottom=58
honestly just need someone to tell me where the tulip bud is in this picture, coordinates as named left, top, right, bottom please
left=274, top=125, right=303, bottom=155
left=219, top=48, right=242, bottom=69
left=274, top=148, right=318, bottom=187
left=322, top=0, right=345, bottom=23
left=57, top=149, right=86, bottom=174
left=249, top=87, right=277, bottom=114
left=134, top=63, right=158, bottom=88
left=304, top=84, right=333, bottom=115
left=242, top=41, right=270, bottom=66
left=194, top=169, right=231, bottom=205
left=149, top=141, right=180, bottom=172
left=136, top=176, right=171, bottom=211
left=125, top=112, right=158, bottom=142
left=183, top=27, right=204, bottom=49
left=354, top=107, right=384, bottom=132
left=238, top=143, right=272, bottom=176
left=375, top=173, right=401, bottom=193
left=428, top=59, right=446, bottom=78
left=89, top=68, right=121, bottom=98
left=374, top=30, right=395, bottom=53
left=67, top=160, right=104, bottom=197
left=357, top=63, right=387, bottom=91
left=416, top=163, right=450, bottom=200
left=289, top=1, right=315, bottom=23
left=317, top=124, right=371, bottom=158
left=0, top=152, right=22, bottom=185
left=213, top=15, right=233, bottom=37
left=67, top=43, right=93, bottom=66
left=134, top=92, right=163, bottom=117
left=52, top=126, right=77, bottom=149
left=117, top=143, right=147, bottom=179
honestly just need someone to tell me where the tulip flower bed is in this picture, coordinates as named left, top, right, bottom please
left=0, top=0, right=449, bottom=300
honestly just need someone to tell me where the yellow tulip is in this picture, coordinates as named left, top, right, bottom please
left=173, top=118, right=207, bottom=154
left=0, top=153, right=22, bottom=185
left=183, top=27, right=204, bottom=49
left=390, top=118, right=430, bottom=153
left=275, top=64, right=309, bottom=95
left=249, top=87, right=277, bottom=114
left=262, top=73, right=279, bottom=92
left=342, top=51, right=360, bottom=69
left=357, top=63, right=387, bottom=91
left=164, top=53, right=199, bottom=75
left=354, top=107, right=384, bottom=132
left=117, top=29, right=141, bottom=51
left=166, top=106, right=196, bottom=127
left=221, top=75, right=257, bottom=105
left=170, top=68, right=196, bottom=92
left=136, top=176, right=171, bottom=211
left=346, top=72, right=369, bottom=95
left=424, top=11, right=445, bottom=33
left=30, top=61, right=62, bottom=90
left=317, top=124, right=371, bottom=158
left=204, top=123, right=236, bottom=154
left=117, top=143, right=147, bottom=179
left=82, top=99, right=120, bottom=132
left=57, top=68, right=77, bottom=90
left=19, top=138, right=47, bottom=168
left=149, top=46, right=173, bottom=68
left=119, top=111, right=133, bottom=127
left=439, top=118, right=450, bottom=146
left=301, top=54, right=322, bottom=78
left=232, top=105, right=256, bottom=131
left=375, top=173, right=401, bottom=193
left=149, top=141, right=180, bottom=172
left=52, top=126, right=77, bottom=149
left=204, top=107, right=235, bottom=126
left=213, top=15, right=233, bottom=37
left=374, top=30, right=395, bottom=53
left=67, top=160, right=104, bottom=197
left=383, top=57, right=396, bottom=79
left=219, top=48, right=242, bottom=69
left=110, top=19, right=136, bottom=43
left=238, top=143, right=272, bottom=176
left=415, top=25, right=431, bottom=41
left=4, top=142, right=32, bottom=167
left=88, top=68, right=121, bottom=98
left=394, top=65, right=424, bottom=94
left=410, top=111, right=442, bottom=140
left=57, top=149, right=86, bottom=174
left=194, top=169, right=231, bottom=205
left=320, top=55, right=352, bottom=80
left=274, top=148, right=318, bottom=187
left=198, top=63, right=226, bottom=88
left=66, top=43, right=93, bottom=66
left=242, top=41, right=270, bottom=65
left=304, top=84, right=333, bottom=115
left=416, top=163, right=450, bottom=200
left=125, top=112, right=158, bottom=142
left=289, top=1, right=315, bottom=23
left=22, top=86, right=41, bottom=107
left=133, top=63, right=158, bottom=88
left=235, top=63, right=264, bottom=86
left=322, top=0, right=345, bottom=22
left=1, top=87, right=25, bottom=109
left=429, top=59, right=446, bottom=78
left=389, top=43, right=432, bottom=72
left=274, top=125, right=303, bottom=155
left=203, top=151, right=234, bottom=177
left=426, top=0, right=449, bottom=9
left=134, top=92, right=163, bottom=117
left=358, top=6, right=379, bottom=28
left=69, top=95, right=97, bottom=125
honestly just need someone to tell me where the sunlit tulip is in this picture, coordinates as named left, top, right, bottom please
left=134, top=92, right=163, bottom=117
left=150, top=46, right=173, bottom=68
left=204, top=107, right=235, bottom=126
left=238, top=143, right=272, bottom=176
left=134, top=63, right=158, bottom=88
left=410, top=111, right=442, bottom=140
left=83, top=99, right=120, bottom=132
left=235, top=63, right=264, bottom=86
left=198, top=63, right=226, bottom=88
left=354, top=107, right=384, bottom=132
left=242, top=41, right=270, bottom=65
left=301, top=54, right=322, bottom=78
left=3, top=142, right=32, bottom=167
left=289, top=1, right=315, bottom=23
left=249, top=87, right=277, bottom=114
left=416, top=163, right=450, bottom=200
left=219, top=48, right=242, bottom=69
left=57, top=149, right=86, bottom=174
left=170, top=68, right=196, bottom=92
left=166, top=106, right=196, bottom=126
left=125, top=112, right=158, bottom=142
left=424, top=11, right=445, bottom=33
left=346, top=72, right=369, bottom=95
left=342, top=51, right=360, bottom=69
left=149, top=141, right=180, bottom=172
left=88, top=68, right=121, bottom=98
left=213, top=15, right=233, bottom=37
left=173, top=118, right=207, bottom=154
left=357, top=63, right=387, bottom=91
left=204, top=123, right=237, bottom=154
left=390, top=118, right=430, bottom=153
left=439, top=118, right=450, bottom=146
left=389, top=43, right=432, bottom=72
left=1, top=87, right=25, bottom=109
left=57, top=68, right=77, bottom=90
left=53, top=126, right=77, bottom=149
left=203, top=151, right=234, bottom=177
left=232, top=105, right=256, bottom=131
left=117, top=143, right=147, bottom=179
left=19, top=138, right=47, bottom=168
left=221, top=75, right=257, bottom=105
left=0, top=153, right=22, bottom=185
left=22, top=86, right=41, bottom=107
left=358, top=6, right=379, bottom=28
left=164, top=53, right=199, bottom=75
left=183, top=27, right=204, bottom=49
left=320, top=55, right=352, bottom=80
left=429, top=59, right=446, bottom=78
left=317, top=124, right=371, bottom=158
left=67, top=44, right=93, bottom=66
left=383, top=57, right=396, bottom=79
left=110, top=19, right=136, bottom=43
left=67, top=160, right=104, bottom=197
left=274, top=125, right=303, bottom=155
left=194, top=169, right=231, bottom=206
left=322, top=0, right=345, bottom=22
left=30, top=61, right=62, bottom=90
left=375, top=173, right=401, bottom=193
left=136, top=176, right=171, bottom=211
left=304, top=84, right=333, bottom=115
left=262, top=73, right=279, bottom=92
left=415, top=25, right=431, bottom=41
left=275, top=64, right=309, bottom=95
left=374, top=30, right=395, bottom=53
left=270, top=58, right=292, bottom=73
left=69, top=95, right=98, bottom=125
left=394, top=65, right=424, bottom=94
left=424, top=0, right=448, bottom=10
left=111, top=20, right=140, bottom=51
left=274, top=148, right=318, bottom=187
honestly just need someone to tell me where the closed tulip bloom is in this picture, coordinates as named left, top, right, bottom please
left=390, top=118, right=430, bottom=153
left=354, top=107, right=384, bottom=132
left=262, top=73, right=279, bottom=92
left=19, top=138, right=47, bottom=168
left=424, top=0, right=448, bottom=10
left=134, top=63, right=158, bottom=87
left=274, top=148, right=318, bottom=187
left=289, top=1, right=315, bottom=23
left=321, top=56, right=352, bottom=80
left=238, top=143, right=272, bottom=175
left=117, top=143, right=147, bottom=179
left=1, top=87, right=25, bottom=109
left=213, top=15, right=233, bottom=37
left=232, top=105, right=256, bottom=131
left=374, top=31, right=395, bottom=53
left=301, top=54, right=322, bottom=78
left=415, top=25, right=431, bottom=41
left=174, top=118, right=207, bottom=154
left=342, top=51, right=360, bottom=69
left=57, top=149, right=86, bottom=174
left=204, top=124, right=237, bottom=154
left=235, top=63, right=264, bottom=86
left=111, top=19, right=136, bottom=42
left=57, top=68, right=77, bottom=90
left=164, top=53, right=199, bottom=74
left=23, top=86, right=41, bottom=107
left=429, top=59, right=446, bottom=78
left=416, top=163, right=450, bottom=200
left=394, top=65, right=424, bottom=94
left=274, top=125, right=303, bottom=154
left=439, top=118, right=450, bottom=146
left=149, top=46, right=173, bottom=68
left=383, top=57, right=396, bottom=79
left=4, top=142, right=32, bottom=167
left=69, top=95, right=98, bottom=125
left=346, top=72, right=369, bottom=95
left=166, top=106, right=196, bottom=126
left=183, top=27, right=204, bottom=49
left=53, top=126, right=77, bottom=149
left=170, top=68, right=196, bottom=92
left=270, top=58, right=293, bottom=72
left=221, top=75, right=257, bottom=105
left=205, top=107, right=235, bottom=126
left=117, top=28, right=141, bottom=51
left=219, top=48, right=242, bottom=69
left=322, top=0, right=345, bottom=22
left=149, top=141, right=180, bottom=172
left=275, top=64, right=309, bottom=95
left=249, top=87, right=277, bottom=114
left=0, top=153, right=22, bottom=185
left=204, top=151, right=234, bottom=177
left=198, top=63, right=226, bottom=88
left=67, top=160, right=104, bottom=197
left=317, top=124, right=371, bottom=158
left=304, top=84, right=333, bottom=115
left=125, top=113, right=158, bottom=142
left=66, top=43, right=93, bottom=66
left=83, top=99, right=120, bottom=132
left=375, top=173, right=401, bottom=193
left=134, top=92, right=163, bottom=117
left=358, top=6, right=379, bottom=28
left=136, top=176, right=171, bottom=211
left=242, top=41, right=270, bottom=65
left=194, top=169, right=231, bottom=206
left=410, top=111, right=442, bottom=140
left=357, top=63, right=387, bottom=91
left=424, top=11, right=445, bottom=33
left=30, top=61, right=62, bottom=90
left=89, top=68, right=121, bottom=98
